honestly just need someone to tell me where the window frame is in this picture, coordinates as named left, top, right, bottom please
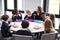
left=4, top=0, right=24, bottom=13
left=43, top=0, right=60, bottom=18
left=4, top=0, right=15, bottom=11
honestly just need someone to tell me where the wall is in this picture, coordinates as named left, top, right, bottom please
left=22, top=0, right=42, bottom=20
left=0, top=0, right=2, bottom=29
left=0, top=0, right=4, bottom=30
left=22, top=0, right=42, bottom=13
left=0, top=0, right=4, bottom=17
left=0, top=0, right=2, bottom=14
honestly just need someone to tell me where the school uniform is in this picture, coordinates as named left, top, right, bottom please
left=1, top=21, right=12, bottom=37
left=24, top=15, right=32, bottom=19
left=12, top=14, right=22, bottom=22
left=40, top=17, right=45, bottom=21
left=14, top=28, right=33, bottom=36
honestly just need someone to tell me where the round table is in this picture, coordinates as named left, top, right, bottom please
left=10, top=21, right=44, bottom=33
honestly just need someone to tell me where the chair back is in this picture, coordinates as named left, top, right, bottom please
left=0, top=30, right=1, bottom=36
left=41, top=33, right=57, bottom=40
left=12, top=34, right=33, bottom=40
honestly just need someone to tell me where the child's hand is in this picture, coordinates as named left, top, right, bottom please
left=34, top=14, right=36, bottom=16
left=26, top=18, right=28, bottom=20
left=16, top=19, right=19, bottom=22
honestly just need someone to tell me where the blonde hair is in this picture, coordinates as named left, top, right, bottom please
left=49, top=14, right=55, bottom=27
left=26, top=10, right=31, bottom=14
left=44, top=19, right=54, bottom=33
left=49, top=14, right=55, bottom=22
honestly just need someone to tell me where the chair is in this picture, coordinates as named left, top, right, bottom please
left=12, top=34, right=33, bottom=40
left=0, top=30, right=2, bottom=40
left=41, top=33, right=57, bottom=40
left=1, top=37, right=12, bottom=40
left=0, top=30, right=12, bottom=40
left=57, top=34, right=60, bottom=40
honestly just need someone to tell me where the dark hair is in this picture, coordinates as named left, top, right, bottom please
left=14, top=8, right=18, bottom=13
left=12, top=10, right=15, bottom=15
left=41, top=12, right=45, bottom=15
left=1, top=15, right=9, bottom=21
left=46, top=13, right=50, bottom=16
left=14, top=8, right=19, bottom=15
left=21, top=20, right=29, bottom=28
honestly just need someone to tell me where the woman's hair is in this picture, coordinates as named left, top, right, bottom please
left=44, top=19, right=54, bottom=33
left=1, top=15, right=9, bottom=21
left=37, top=6, right=42, bottom=15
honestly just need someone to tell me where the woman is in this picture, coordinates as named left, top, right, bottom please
left=31, top=6, right=42, bottom=20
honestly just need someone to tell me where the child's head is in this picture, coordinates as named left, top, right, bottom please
left=14, top=8, right=19, bottom=15
left=26, top=10, right=31, bottom=15
left=12, top=10, right=15, bottom=15
left=41, top=12, right=46, bottom=19
left=44, top=19, right=54, bottom=32
left=1, top=15, right=9, bottom=21
left=21, top=20, right=29, bottom=28
left=44, top=19, right=52, bottom=28
left=49, top=14, right=55, bottom=22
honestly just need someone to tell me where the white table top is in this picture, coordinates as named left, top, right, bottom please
left=10, top=22, right=44, bottom=33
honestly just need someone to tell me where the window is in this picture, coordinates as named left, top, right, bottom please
left=41, top=0, right=43, bottom=11
left=7, top=0, right=14, bottom=9
left=17, top=0, right=22, bottom=10
left=4, top=0, right=44, bottom=20
left=5, top=0, right=23, bottom=19
left=6, top=11, right=12, bottom=21
left=6, top=11, right=12, bottom=18
left=48, top=0, right=60, bottom=29
left=55, top=18, right=59, bottom=29
left=48, top=0, right=59, bottom=14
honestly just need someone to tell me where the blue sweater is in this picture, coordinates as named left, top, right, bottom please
left=12, top=15, right=22, bottom=22
left=1, top=21, right=12, bottom=37
left=14, top=30, right=33, bottom=36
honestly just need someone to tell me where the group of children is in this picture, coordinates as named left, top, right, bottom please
left=1, top=6, right=56, bottom=39
left=11, top=6, right=46, bottom=22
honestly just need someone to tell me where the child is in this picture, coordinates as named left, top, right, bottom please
left=1, top=15, right=12, bottom=37
left=40, top=12, right=46, bottom=21
left=12, top=10, right=16, bottom=22
left=44, top=19, right=55, bottom=33
left=14, top=20, right=33, bottom=36
left=49, top=14, right=55, bottom=28
left=24, top=10, right=32, bottom=19
left=12, top=9, right=22, bottom=22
